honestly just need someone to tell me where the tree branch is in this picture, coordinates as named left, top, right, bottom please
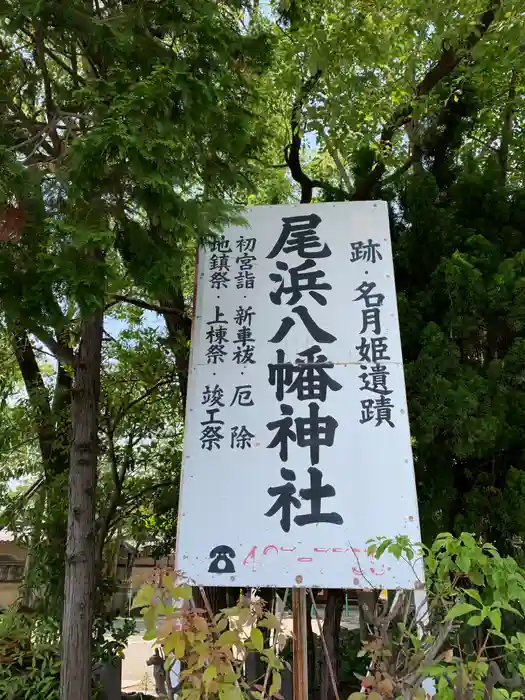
left=353, top=0, right=502, bottom=200
left=97, top=433, right=134, bottom=567
left=33, top=21, right=61, bottom=154
left=32, top=327, right=75, bottom=367
left=321, top=131, right=353, bottom=192
left=111, top=294, right=185, bottom=316
left=285, top=70, right=321, bottom=203
left=44, top=43, right=86, bottom=85
left=405, top=620, right=453, bottom=685
left=1, top=477, right=45, bottom=524
left=160, top=288, right=192, bottom=410
left=9, top=330, right=57, bottom=480
left=498, top=70, right=517, bottom=182
left=106, top=481, right=179, bottom=531
left=113, top=375, right=175, bottom=430
left=285, top=70, right=350, bottom=203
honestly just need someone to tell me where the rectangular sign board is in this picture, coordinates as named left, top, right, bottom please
left=176, top=202, right=423, bottom=588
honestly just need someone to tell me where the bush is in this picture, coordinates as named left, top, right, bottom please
left=0, top=608, right=60, bottom=700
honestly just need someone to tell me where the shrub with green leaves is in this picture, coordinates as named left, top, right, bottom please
left=0, top=609, right=60, bottom=700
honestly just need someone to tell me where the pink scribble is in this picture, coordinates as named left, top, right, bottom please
left=263, top=545, right=278, bottom=556
left=243, top=545, right=257, bottom=568
left=241, top=543, right=389, bottom=577
left=369, top=553, right=385, bottom=576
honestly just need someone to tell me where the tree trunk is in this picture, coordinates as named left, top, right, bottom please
left=320, top=590, right=344, bottom=700
left=161, top=289, right=192, bottom=410
left=358, top=590, right=378, bottom=642
left=307, top=601, right=316, bottom=691
left=60, top=309, right=103, bottom=700
left=21, top=485, right=46, bottom=608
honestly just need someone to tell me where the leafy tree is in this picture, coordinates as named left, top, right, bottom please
left=245, top=1, right=525, bottom=695
left=0, top=1, right=271, bottom=697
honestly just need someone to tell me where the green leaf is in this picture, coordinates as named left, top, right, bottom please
left=259, top=614, right=280, bottom=630
left=424, top=665, right=453, bottom=677
left=445, top=602, right=478, bottom=620
left=218, top=630, right=239, bottom=647
left=467, top=615, right=484, bottom=626
left=203, top=665, right=217, bottom=690
left=464, top=588, right=482, bottom=604
left=250, top=627, right=264, bottom=653
left=489, top=609, right=502, bottom=631
left=269, top=671, right=281, bottom=696
left=495, top=602, right=522, bottom=617
left=488, top=629, right=507, bottom=641
left=470, top=570, right=485, bottom=586
left=219, top=684, right=242, bottom=700
left=173, top=585, right=193, bottom=601
left=456, top=553, right=470, bottom=572
left=132, top=583, right=155, bottom=609
left=173, top=632, right=185, bottom=658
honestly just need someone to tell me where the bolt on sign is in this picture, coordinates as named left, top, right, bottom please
left=176, top=202, right=423, bottom=588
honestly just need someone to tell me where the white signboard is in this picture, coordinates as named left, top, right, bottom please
left=176, top=202, right=423, bottom=588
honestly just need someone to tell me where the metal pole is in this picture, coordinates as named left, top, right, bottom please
left=292, top=588, right=308, bottom=700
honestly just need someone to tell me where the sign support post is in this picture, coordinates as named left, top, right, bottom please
left=292, top=588, right=308, bottom=700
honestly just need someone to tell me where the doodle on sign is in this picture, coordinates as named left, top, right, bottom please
left=241, top=542, right=385, bottom=576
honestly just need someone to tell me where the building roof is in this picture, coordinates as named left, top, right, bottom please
left=0, top=529, right=15, bottom=543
